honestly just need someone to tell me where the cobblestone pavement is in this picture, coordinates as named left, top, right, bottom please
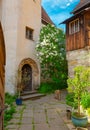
left=5, top=90, right=90, bottom=130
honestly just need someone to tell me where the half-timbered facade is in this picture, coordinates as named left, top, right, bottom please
left=63, top=0, right=90, bottom=77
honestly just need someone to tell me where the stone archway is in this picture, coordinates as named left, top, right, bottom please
left=18, top=58, right=39, bottom=91
left=0, top=22, right=6, bottom=130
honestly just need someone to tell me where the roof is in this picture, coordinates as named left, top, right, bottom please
left=61, top=14, right=79, bottom=24
left=61, top=0, right=90, bottom=24
left=72, top=0, right=90, bottom=14
left=41, top=7, right=54, bottom=25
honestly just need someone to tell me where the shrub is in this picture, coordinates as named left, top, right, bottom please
left=5, top=92, right=16, bottom=105
left=66, top=93, right=78, bottom=108
left=4, top=93, right=16, bottom=127
left=39, top=82, right=67, bottom=94
left=81, top=93, right=90, bottom=109
left=39, top=83, right=53, bottom=94
left=38, top=82, right=56, bottom=94
left=67, top=66, right=90, bottom=116
left=36, top=24, right=68, bottom=90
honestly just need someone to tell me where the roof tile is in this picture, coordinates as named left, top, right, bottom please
left=41, top=7, right=54, bottom=25
left=72, top=0, right=90, bottom=14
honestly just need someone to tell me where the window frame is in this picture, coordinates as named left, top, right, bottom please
left=69, top=18, right=80, bottom=35
left=26, top=26, right=34, bottom=40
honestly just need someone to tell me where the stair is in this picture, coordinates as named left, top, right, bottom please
left=21, top=90, right=46, bottom=100
left=21, top=90, right=37, bottom=96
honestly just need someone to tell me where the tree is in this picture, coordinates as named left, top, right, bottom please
left=36, top=24, right=68, bottom=89
left=67, top=66, right=90, bottom=116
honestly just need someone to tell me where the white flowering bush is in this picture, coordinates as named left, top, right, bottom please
left=36, top=24, right=68, bottom=89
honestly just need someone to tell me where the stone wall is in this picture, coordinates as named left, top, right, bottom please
left=66, top=47, right=90, bottom=77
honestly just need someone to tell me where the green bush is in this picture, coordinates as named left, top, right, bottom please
left=66, top=93, right=78, bottom=108
left=81, top=93, right=90, bottom=109
left=39, top=82, right=67, bottom=94
left=5, top=92, right=16, bottom=105
left=38, top=83, right=54, bottom=94
left=36, top=24, right=68, bottom=90
left=4, top=93, right=16, bottom=127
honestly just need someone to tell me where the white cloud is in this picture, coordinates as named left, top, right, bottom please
left=42, top=0, right=78, bottom=7
left=42, top=0, right=79, bottom=29
left=67, top=3, right=70, bottom=6
left=51, top=12, right=71, bottom=25
left=52, top=0, right=68, bottom=8
left=69, top=0, right=73, bottom=2
left=42, top=0, right=75, bottom=9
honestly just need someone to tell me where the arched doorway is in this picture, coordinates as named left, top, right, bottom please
left=18, top=58, right=40, bottom=91
left=22, top=64, right=32, bottom=91
left=0, top=22, right=6, bottom=130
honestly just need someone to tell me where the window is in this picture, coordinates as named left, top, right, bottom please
left=26, top=26, right=34, bottom=40
left=69, top=19, right=79, bottom=34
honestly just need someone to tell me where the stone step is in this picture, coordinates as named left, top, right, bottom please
left=21, top=90, right=37, bottom=96
left=21, top=93, right=46, bottom=100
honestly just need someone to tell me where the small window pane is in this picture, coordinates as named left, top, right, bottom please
left=75, top=20, right=79, bottom=32
left=71, top=22, right=74, bottom=34
left=26, top=27, right=33, bottom=40
left=69, top=19, right=79, bottom=34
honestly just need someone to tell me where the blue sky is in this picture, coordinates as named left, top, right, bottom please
left=42, top=0, right=80, bottom=31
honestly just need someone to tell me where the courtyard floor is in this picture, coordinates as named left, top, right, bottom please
left=5, top=90, right=90, bottom=130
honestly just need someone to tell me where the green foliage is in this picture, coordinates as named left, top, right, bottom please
left=67, top=66, right=90, bottom=116
left=66, top=93, right=78, bottom=108
left=36, top=24, right=68, bottom=90
left=38, top=83, right=55, bottom=94
left=87, top=108, right=90, bottom=116
left=4, top=106, right=15, bottom=121
left=5, top=92, right=16, bottom=105
left=81, top=92, right=90, bottom=109
left=38, top=82, right=67, bottom=94
left=4, top=93, right=16, bottom=127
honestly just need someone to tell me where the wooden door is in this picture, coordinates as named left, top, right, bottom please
left=0, top=22, right=6, bottom=130
left=22, top=64, right=32, bottom=91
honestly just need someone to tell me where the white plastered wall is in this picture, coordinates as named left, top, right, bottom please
left=1, top=0, right=41, bottom=94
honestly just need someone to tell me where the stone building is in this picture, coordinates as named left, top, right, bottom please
left=62, top=0, right=90, bottom=77
left=0, top=0, right=53, bottom=94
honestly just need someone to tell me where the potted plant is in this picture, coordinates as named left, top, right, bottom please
left=15, top=69, right=24, bottom=105
left=67, top=66, right=90, bottom=127
left=15, top=70, right=25, bottom=105
left=15, top=82, right=23, bottom=105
